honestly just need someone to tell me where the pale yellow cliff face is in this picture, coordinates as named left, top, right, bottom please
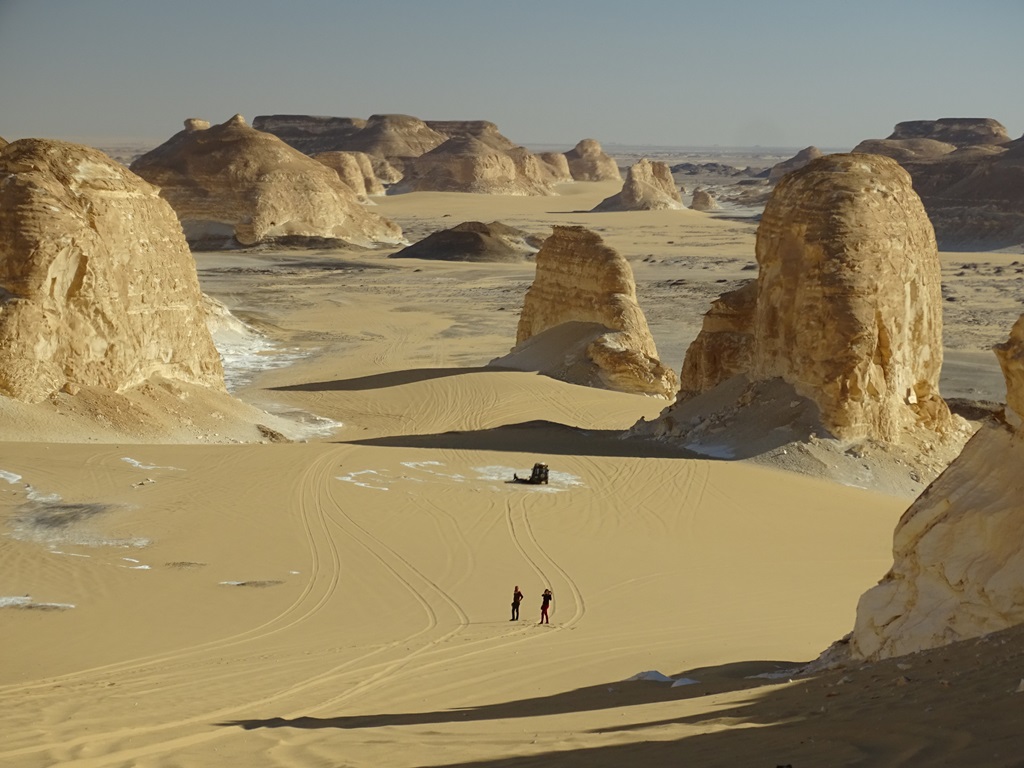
left=0, top=139, right=225, bottom=402
left=563, top=138, right=621, bottom=182
left=508, top=225, right=678, bottom=397
left=752, top=153, right=951, bottom=442
left=313, top=151, right=386, bottom=200
left=130, top=115, right=403, bottom=247
left=594, top=158, right=683, bottom=212
left=677, top=280, right=757, bottom=400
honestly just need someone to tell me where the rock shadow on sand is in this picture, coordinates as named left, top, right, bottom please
left=270, top=366, right=510, bottom=392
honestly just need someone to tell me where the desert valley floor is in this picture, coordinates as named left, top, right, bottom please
left=3, top=178, right=1024, bottom=767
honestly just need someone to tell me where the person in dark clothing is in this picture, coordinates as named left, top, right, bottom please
left=511, top=585, right=523, bottom=621
left=539, top=588, right=552, bottom=624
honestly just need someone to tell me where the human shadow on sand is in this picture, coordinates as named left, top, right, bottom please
left=217, top=659, right=800, bottom=732
left=340, top=419, right=703, bottom=460
left=270, top=366, right=510, bottom=392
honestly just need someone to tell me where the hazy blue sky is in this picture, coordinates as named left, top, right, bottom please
left=2, top=0, right=1022, bottom=149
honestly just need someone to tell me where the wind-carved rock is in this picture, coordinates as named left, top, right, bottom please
left=0, top=136, right=9, bottom=150
left=638, top=154, right=957, bottom=463
left=563, top=139, right=621, bottom=182
left=689, top=188, right=718, bottom=211
left=537, top=152, right=573, bottom=182
left=840, top=314, right=1024, bottom=661
left=768, top=146, right=822, bottom=183
left=393, top=136, right=554, bottom=195
left=0, top=139, right=224, bottom=403
left=313, top=151, right=386, bottom=200
left=492, top=226, right=677, bottom=397
left=389, top=221, right=541, bottom=262
left=593, top=159, right=683, bottom=211
left=130, top=115, right=403, bottom=248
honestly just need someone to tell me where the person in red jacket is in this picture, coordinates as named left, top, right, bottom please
left=539, top=588, right=553, bottom=624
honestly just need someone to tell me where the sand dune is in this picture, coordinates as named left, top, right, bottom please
left=2, top=178, right=1023, bottom=766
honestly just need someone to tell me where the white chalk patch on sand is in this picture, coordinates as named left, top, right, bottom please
left=26, top=487, right=61, bottom=503
left=0, top=596, right=32, bottom=608
left=401, top=461, right=466, bottom=481
left=121, top=458, right=183, bottom=471
left=124, top=565, right=151, bottom=570
left=336, top=470, right=390, bottom=491
left=625, top=670, right=675, bottom=683
left=122, top=557, right=140, bottom=563
left=219, top=581, right=245, bottom=586
left=0, top=470, right=22, bottom=484
left=0, top=595, right=75, bottom=610
left=670, top=677, right=701, bottom=687
left=49, top=550, right=91, bottom=558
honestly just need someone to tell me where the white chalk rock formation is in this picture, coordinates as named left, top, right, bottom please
left=537, top=151, right=573, bottom=182
left=0, top=136, right=8, bottom=150
left=313, top=151, right=386, bottom=200
left=593, top=159, right=683, bottom=211
left=393, top=136, right=553, bottom=195
left=0, top=139, right=225, bottom=403
left=563, top=139, right=621, bottom=182
left=846, top=314, right=1024, bottom=661
left=130, top=115, right=403, bottom=248
left=689, top=188, right=719, bottom=211
left=768, top=146, right=823, bottom=183
left=752, top=153, right=952, bottom=441
left=494, top=226, right=677, bottom=397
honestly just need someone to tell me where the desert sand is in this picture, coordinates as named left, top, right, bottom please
left=3, top=175, right=1024, bottom=767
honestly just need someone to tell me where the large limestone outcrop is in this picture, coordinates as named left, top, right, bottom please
left=768, top=146, right=822, bottom=183
left=389, top=221, right=541, bottom=262
left=563, top=139, right=621, bottom=182
left=0, top=139, right=225, bottom=403
left=593, top=159, right=683, bottom=211
left=853, top=118, right=1023, bottom=247
left=843, top=315, right=1024, bottom=661
left=130, top=115, right=403, bottom=248
left=537, top=152, right=573, bottom=183
left=312, top=151, right=386, bottom=200
left=750, top=153, right=952, bottom=442
left=393, top=136, right=553, bottom=196
left=493, top=226, right=677, bottom=397
left=689, top=188, right=718, bottom=211
left=640, top=154, right=956, bottom=457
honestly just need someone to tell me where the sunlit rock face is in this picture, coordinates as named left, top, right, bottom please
left=689, top=188, right=718, bottom=211
left=751, top=153, right=952, bottom=442
left=676, top=280, right=757, bottom=401
left=537, top=152, right=573, bottom=182
left=593, top=159, right=683, bottom=211
left=313, top=151, right=386, bottom=200
left=130, top=115, right=402, bottom=248
left=392, top=136, right=554, bottom=195
left=563, top=139, right=621, bottom=182
left=847, top=314, right=1024, bottom=661
left=497, top=225, right=677, bottom=397
left=0, top=138, right=224, bottom=402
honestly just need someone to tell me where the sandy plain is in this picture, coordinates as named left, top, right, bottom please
left=2, top=171, right=1024, bottom=767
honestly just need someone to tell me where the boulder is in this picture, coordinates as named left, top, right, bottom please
left=768, top=146, right=822, bottom=183
left=184, top=118, right=211, bottom=132
left=844, top=314, right=1024, bottom=661
left=593, top=158, right=683, bottom=211
left=389, top=221, right=541, bottom=262
left=312, top=151, right=386, bottom=200
left=493, top=225, right=677, bottom=397
left=689, top=188, right=718, bottom=211
left=0, top=139, right=224, bottom=403
left=130, top=115, right=403, bottom=248
left=392, top=135, right=553, bottom=195
left=563, top=139, right=621, bottom=182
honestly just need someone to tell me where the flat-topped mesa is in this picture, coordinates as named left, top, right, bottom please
left=251, top=114, right=367, bottom=154
left=752, top=153, right=952, bottom=442
left=130, top=115, right=403, bottom=248
left=841, top=314, right=1024, bottom=662
left=593, top=158, right=683, bottom=211
left=392, top=135, right=554, bottom=196
left=852, top=118, right=1024, bottom=248
left=563, top=139, right=621, bottom=181
left=0, top=138, right=224, bottom=403
left=312, top=151, right=386, bottom=200
left=768, top=146, right=822, bottom=183
left=493, top=225, right=678, bottom=397
left=888, top=117, right=1010, bottom=147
